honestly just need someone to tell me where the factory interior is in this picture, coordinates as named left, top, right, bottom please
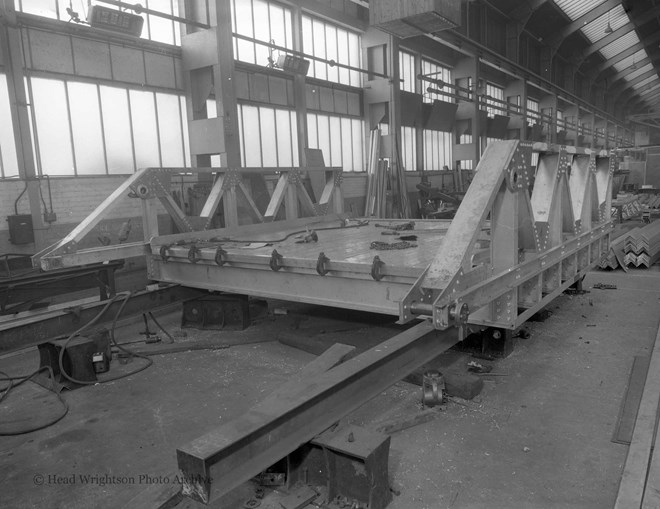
left=3, top=0, right=660, bottom=508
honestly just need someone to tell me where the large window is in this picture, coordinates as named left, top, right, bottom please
left=28, top=77, right=188, bottom=175
left=399, top=51, right=416, bottom=93
left=238, top=104, right=298, bottom=167
left=527, top=98, right=540, bottom=126
left=18, top=0, right=181, bottom=45
left=0, top=74, right=19, bottom=178
left=307, top=113, right=364, bottom=172
left=232, top=0, right=293, bottom=66
left=421, top=59, right=451, bottom=103
left=400, top=126, right=417, bottom=171
left=485, top=83, right=505, bottom=117
left=556, top=109, right=564, bottom=132
left=423, top=130, right=452, bottom=170
left=302, top=15, right=361, bottom=87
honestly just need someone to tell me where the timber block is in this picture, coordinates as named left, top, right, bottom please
left=287, top=425, right=391, bottom=509
left=181, top=294, right=250, bottom=330
left=482, top=328, right=515, bottom=358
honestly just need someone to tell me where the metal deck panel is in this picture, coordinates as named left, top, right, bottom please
left=149, top=218, right=460, bottom=316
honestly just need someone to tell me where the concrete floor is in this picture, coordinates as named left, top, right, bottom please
left=1, top=269, right=659, bottom=509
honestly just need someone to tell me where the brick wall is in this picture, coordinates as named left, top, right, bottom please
left=0, top=176, right=148, bottom=256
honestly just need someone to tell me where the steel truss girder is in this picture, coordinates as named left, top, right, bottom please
left=33, top=166, right=343, bottom=271
left=400, top=140, right=615, bottom=330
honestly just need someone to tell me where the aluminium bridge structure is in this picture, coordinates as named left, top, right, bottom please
left=33, top=139, right=616, bottom=504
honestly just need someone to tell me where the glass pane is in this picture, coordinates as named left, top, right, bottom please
left=338, top=31, right=350, bottom=85
left=0, top=74, right=19, bottom=177
left=241, top=104, right=262, bottom=166
left=234, top=0, right=255, bottom=64
left=289, top=111, right=299, bottom=166
left=340, top=117, right=352, bottom=172
left=173, top=0, right=181, bottom=45
left=329, top=116, right=341, bottom=166
left=100, top=86, right=134, bottom=174
left=302, top=16, right=316, bottom=72
left=31, top=77, right=74, bottom=175
left=268, top=4, right=286, bottom=49
left=157, top=93, right=184, bottom=166
left=325, top=25, right=339, bottom=83
left=348, top=33, right=361, bottom=86
left=252, top=0, right=270, bottom=65
left=20, top=0, right=58, bottom=19
left=147, top=0, right=174, bottom=44
left=312, top=19, right=327, bottom=81
left=129, top=89, right=160, bottom=169
left=234, top=0, right=254, bottom=36
left=307, top=113, right=318, bottom=149
left=317, top=115, right=330, bottom=165
left=275, top=109, right=293, bottom=166
left=259, top=107, right=277, bottom=166
left=206, top=98, right=217, bottom=119
left=351, top=119, right=363, bottom=172
left=68, top=81, right=106, bottom=174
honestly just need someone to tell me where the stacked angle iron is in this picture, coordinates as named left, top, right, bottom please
left=599, top=233, right=627, bottom=271
left=623, top=221, right=660, bottom=268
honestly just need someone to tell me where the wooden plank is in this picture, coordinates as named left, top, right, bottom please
left=177, top=321, right=458, bottom=504
left=614, top=319, right=660, bottom=509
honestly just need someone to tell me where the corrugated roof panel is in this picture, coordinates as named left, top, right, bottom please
left=626, top=63, right=654, bottom=82
left=613, top=50, right=648, bottom=73
left=641, top=84, right=660, bottom=96
left=633, top=76, right=657, bottom=90
left=580, top=5, right=628, bottom=43
left=599, top=31, right=640, bottom=59
left=553, top=0, right=607, bottom=20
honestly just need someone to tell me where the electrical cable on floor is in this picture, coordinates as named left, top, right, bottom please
left=0, top=292, right=157, bottom=434
left=58, top=291, right=153, bottom=386
left=0, top=366, right=69, bottom=436
left=147, top=311, right=175, bottom=343
left=0, top=370, right=14, bottom=404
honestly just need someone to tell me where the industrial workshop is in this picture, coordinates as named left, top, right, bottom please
left=2, top=0, right=660, bottom=507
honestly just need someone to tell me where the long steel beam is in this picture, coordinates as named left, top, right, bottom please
left=0, top=285, right=205, bottom=354
left=177, top=320, right=457, bottom=504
